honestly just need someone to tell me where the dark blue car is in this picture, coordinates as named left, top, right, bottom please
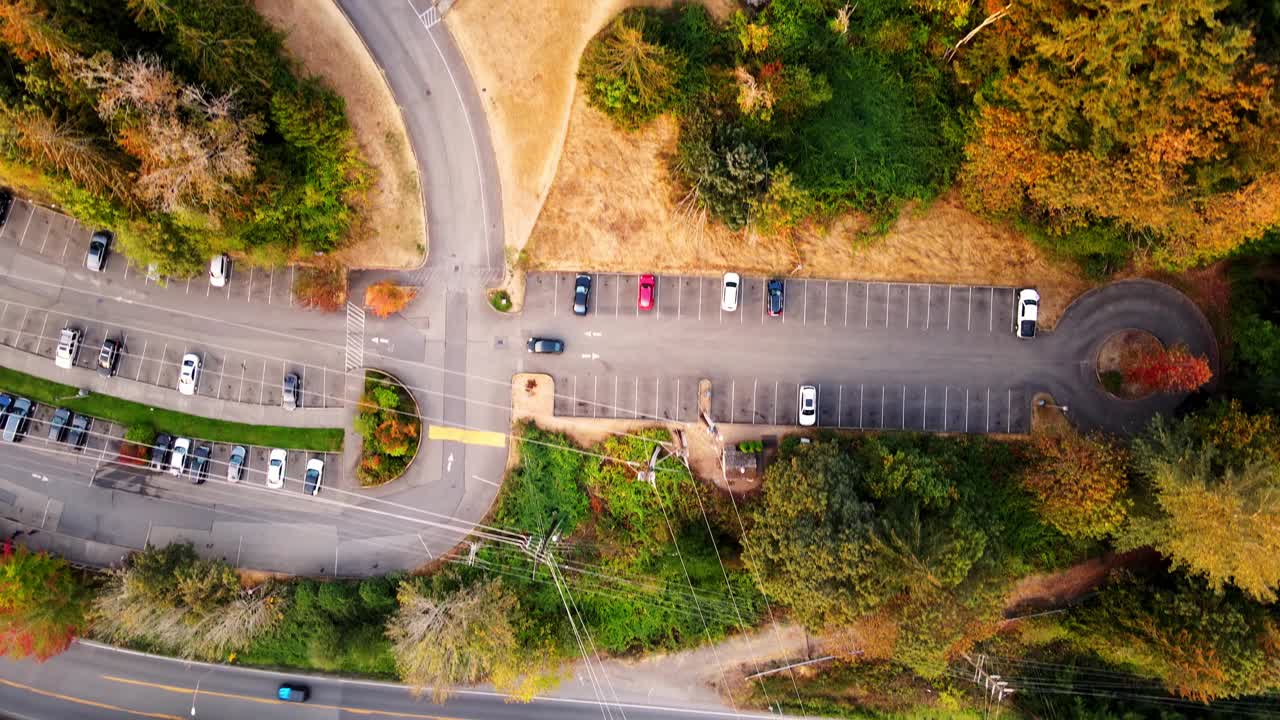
left=767, top=278, right=784, bottom=317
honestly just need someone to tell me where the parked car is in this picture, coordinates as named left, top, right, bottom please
left=304, top=458, right=324, bottom=496
left=573, top=274, right=592, bottom=316
left=190, top=445, right=212, bottom=484
left=54, top=327, right=82, bottom=369
left=0, top=394, right=11, bottom=426
left=85, top=230, right=111, bottom=272
left=47, top=408, right=72, bottom=443
left=227, top=445, right=246, bottom=483
left=168, top=437, right=191, bottom=476
left=1016, top=289, right=1040, bottom=339
left=267, top=448, right=287, bottom=489
left=0, top=189, right=13, bottom=228
left=97, top=338, right=122, bottom=377
left=277, top=683, right=309, bottom=703
left=150, top=432, right=173, bottom=471
left=637, top=273, right=656, bottom=311
left=209, top=254, right=231, bottom=288
left=526, top=337, right=564, bottom=354
left=282, top=373, right=300, bottom=411
left=798, top=385, right=818, bottom=427
left=177, top=354, right=200, bottom=395
left=2, top=397, right=32, bottom=442
left=67, top=414, right=91, bottom=449
left=721, top=272, right=741, bottom=312
left=767, top=279, right=784, bottom=317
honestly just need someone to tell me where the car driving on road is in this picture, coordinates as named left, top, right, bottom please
left=573, top=274, right=591, bottom=316
left=177, top=354, right=201, bottom=395
left=721, top=272, right=741, bottom=312
left=799, top=385, right=818, bottom=427
left=527, top=337, right=564, bottom=354
left=1016, top=289, right=1040, bottom=339
left=267, top=448, right=287, bottom=489
left=54, top=327, right=82, bottom=369
left=227, top=445, right=246, bottom=483
left=47, top=408, right=72, bottom=443
left=168, top=437, right=190, bottom=476
left=67, top=414, right=90, bottom=449
left=277, top=683, right=309, bottom=703
left=2, top=397, right=32, bottom=442
left=209, top=254, right=231, bottom=287
left=85, top=230, right=112, bottom=272
left=304, top=458, right=324, bottom=496
left=97, top=338, right=122, bottom=377
left=767, top=279, right=784, bottom=317
left=638, top=273, right=655, bottom=311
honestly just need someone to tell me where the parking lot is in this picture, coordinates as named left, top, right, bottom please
left=0, top=299, right=346, bottom=408
left=528, top=271, right=1032, bottom=434
left=2, top=399, right=341, bottom=493
left=0, top=198, right=299, bottom=306
left=525, top=271, right=1020, bottom=334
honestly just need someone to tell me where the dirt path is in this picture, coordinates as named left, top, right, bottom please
left=255, top=0, right=426, bottom=270
left=1004, top=548, right=1160, bottom=618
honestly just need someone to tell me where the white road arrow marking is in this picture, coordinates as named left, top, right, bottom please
left=446, top=453, right=454, bottom=473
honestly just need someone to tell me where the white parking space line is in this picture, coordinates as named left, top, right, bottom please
left=843, top=282, right=850, bottom=326
left=614, top=274, right=620, bottom=318
left=136, top=340, right=148, bottom=381
left=802, top=280, right=808, bottom=326
left=123, top=262, right=130, bottom=282
left=823, top=281, right=829, bottom=326
left=35, top=314, right=48, bottom=355
left=678, top=277, right=683, bottom=318
left=905, top=285, right=911, bottom=329
left=884, top=283, right=890, bottom=327
left=675, top=378, right=681, bottom=422
left=859, top=384, right=865, bottom=427
left=925, top=286, right=931, bottom=330
left=289, top=266, right=295, bottom=307
left=38, top=220, right=52, bottom=253
left=248, top=268, right=255, bottom=303
left=59, top=231, right=72, bottom=262
left=880, top=385, right=886, bottom=428
left=922, top=387, right=927, bottom=430
left=772, top=381, right=778, bottom=425
left=613, top=376, right=618, bottom=415
left=238, top=363, right=246, bottom=402
left=729, top=381, right=736, bottom=423
left=967, top=287, right=973, bottom=331
left=206, top=277, right=212, bottom=297
left=989, top=287, right=995, bottom=332
left=15, top=308, right=27, bottom=345
left=592, top=376, right=598, bottom=418
left=759, top=282, right=765, bottom=324
left=947, top=286, right=952, bottom=331
left=185, top=277, right=191, bottom=294
left=751, top=378, right=758, bottom=424
left=258, top=363, right=266, bottom=404
left=837, top=385, right=843, bottom=427
left=268, top=269, right=274, bottom=304
left=156, top=342, right=168, bottom=385
left=698, top=277, right=703, bottom=321
left=16, top=206, right=34, bottom=246
left=633, top=377, right=639, bottom=419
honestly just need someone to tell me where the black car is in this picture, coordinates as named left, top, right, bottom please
left=97, top=338, right=122, bottom=377
left=573, top=274, right=591, bottom=316
left=47, top=408, right=72, bottom=443
left=2, top=398, right=32, bottom=442
left=526, top=337, right=565, bottom=354
left=767, top=279, right=784, bottom=317
left=277, top=683, right=309, bottom=703
left=67, top=414, right=90, bottom=449
left=190, top=445, right=212, bottom=484
left=0, top=189, right=13, bottom=228
left=150, top=433, right=173, bottom=471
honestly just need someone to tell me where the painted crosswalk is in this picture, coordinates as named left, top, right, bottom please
left=345, top=302, right=366, bottom=371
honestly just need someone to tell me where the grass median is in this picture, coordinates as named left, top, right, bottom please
left=0, top=366, right=343, bottom=452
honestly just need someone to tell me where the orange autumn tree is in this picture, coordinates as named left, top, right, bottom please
left=1125, top=345, right=1213, bottom=394
left=365, top=281, right=417, bottom=318
left=0, top=543, right=87, bottom=660
left=1024, top=432, right=1130, bottom=540
left=957, top=0, right=1280, bottom=268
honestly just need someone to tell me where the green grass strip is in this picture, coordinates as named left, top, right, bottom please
left=0, top=365, right=343, bottom=452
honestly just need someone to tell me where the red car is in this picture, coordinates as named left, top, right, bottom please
left=637, top=274, right=656, bottom=311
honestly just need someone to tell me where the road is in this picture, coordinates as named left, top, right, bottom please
left=0, top=642, right=783, bottom=720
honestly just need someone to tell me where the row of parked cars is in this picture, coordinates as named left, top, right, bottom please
left=0, top=394, right=99, bottom=447
left=148, top=435, right=324, bottom=493
left=80, top=224, right=236, bottom=292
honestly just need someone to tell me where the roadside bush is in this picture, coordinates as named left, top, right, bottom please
left=354, top=372, right=420, bottom=486
left=293, top=263, right=348, bottom=312
left=0, top=543, right=89, bottom=660
left=364, top=282, right=417, bottom=318
left=580, top=10, right=688, bottom=128
left=488, top=289, right=512, bottom=312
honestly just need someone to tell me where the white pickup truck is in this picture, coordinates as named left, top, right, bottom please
left=54, top=327, right=82, bottom=369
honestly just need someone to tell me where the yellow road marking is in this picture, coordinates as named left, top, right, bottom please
left=102, top=675, right=465, bottom=719
left=427, top=425, right=506, bottom=447
left=0, top=675, right=183, bottom=720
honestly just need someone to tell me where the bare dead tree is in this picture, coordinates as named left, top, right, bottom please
left=946, top=5, right=1011, bottom=62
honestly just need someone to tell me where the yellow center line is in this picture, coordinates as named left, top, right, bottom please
left=427, top=425, right=506, bottom=447
left=101, top=675, right=466, bottom=720
left=0, top=675, right=183, bottom=720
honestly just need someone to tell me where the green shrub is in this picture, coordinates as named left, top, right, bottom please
left=355, top=372, right=420, bottom=486
left=580, top=10, right=687, bottom=128
left=488, top=290, right=513, bottom=312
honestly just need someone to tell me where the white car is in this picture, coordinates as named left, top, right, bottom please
left=177, top=353, right=200, bottom=395
left=267, top=448, right=287, bottom=489
left=168, top=437, right=191, bottom=477
left=227, top=445, right=246, bottom=483
left=798, top=385, right=818, bottom=427
left=721, top=272, right=741, bottom=312
left=1016, top=289, right=1040, bottom=339
left=54, top=327, right=82, bottom=369
left=304, top=458, right=324, bottom=496
left=209, top=254, right=231, bottom=288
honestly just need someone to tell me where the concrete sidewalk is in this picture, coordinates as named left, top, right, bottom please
left=0, top=344, right=346, bottom=429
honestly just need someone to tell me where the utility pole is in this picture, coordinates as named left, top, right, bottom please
left=963, top=653, right=1015, bottom=718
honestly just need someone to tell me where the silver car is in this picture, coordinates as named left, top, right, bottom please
left=85, top=230, right=111, bottom=272
left=282, top=373, right=300, bottom=410
left=227, top=445, right=246, bottom=483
